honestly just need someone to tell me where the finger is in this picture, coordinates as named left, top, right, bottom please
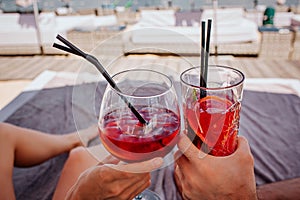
left=98, top=155, right=120, bottom=165
left=105, top=172, right=150, bottom=199
left=96, top=164, right=144, bottom=182
left=174, top=165, right=183, bottom=195
left=175, top=153, right=193, bottom=178
left=236, top=136, right=251, bottom=155
left=174, top=164, right=184, bottom=181
left=177, top=134, right=205, bottom=161
left=176, top=155, right=196, bottom=183
left=174, top=150, right=191, bottom=172
left=127, top=175, right=152, bottom=200
left=109, top=157, right=164, bottom=173
left=234, top=136, right=254, bottom=166
left=174, top=150, right=182, bottom=161
left=182, top=193, right=192, bottom=200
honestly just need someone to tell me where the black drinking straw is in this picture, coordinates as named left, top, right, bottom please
left=53, top=34, right=147, bottom=125
left=200, top=21, right=206, bottom=89
left=200, top=19, right=212, bottom=98
left=204, top=19, right=212, bottom=86
left=53, top=43, right=82, bottom=56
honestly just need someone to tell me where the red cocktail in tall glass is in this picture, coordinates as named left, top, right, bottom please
left=181, top=65, right=244, bottom=156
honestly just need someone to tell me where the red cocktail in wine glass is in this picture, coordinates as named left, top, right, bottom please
left=98, top=69, right=180, bottom=199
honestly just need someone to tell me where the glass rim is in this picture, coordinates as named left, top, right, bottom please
left=180, top=65, right=245, bottom=90
left=110, top=69, right=174, bottom=99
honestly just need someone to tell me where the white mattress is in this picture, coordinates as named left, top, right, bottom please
left=129, top=18, right=259, bottom=45
left=39, top=15, right=94, bottom=44
left=72, top=15, right=118, bottom=31
left=0, top=28, right=38, bottom=45
left=128, top=8, right=259, bottom=45
left=0, top=13, right=113, bottom=46
left=138, top=10, right=176, bottom=26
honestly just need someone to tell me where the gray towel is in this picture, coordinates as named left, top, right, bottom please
left=4, top=83, right=300, bottom=200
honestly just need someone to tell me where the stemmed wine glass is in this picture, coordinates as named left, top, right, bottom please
left=98, top=69, right=180, bottom=200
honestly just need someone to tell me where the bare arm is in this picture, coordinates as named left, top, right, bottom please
left=257, top=178, right=300, bottom=200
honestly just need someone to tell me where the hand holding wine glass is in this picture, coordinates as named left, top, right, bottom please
left=66, top=155, right=163, bottom=200
left=53, top=36, right=180, bottom=199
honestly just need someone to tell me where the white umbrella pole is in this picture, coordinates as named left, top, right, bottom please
left=33, top=0, right=43, bottom=54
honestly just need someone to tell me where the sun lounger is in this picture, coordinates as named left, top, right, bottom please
left=123, top=8, right=261, bottom=56
left=0, top=13, right=41, bottom=55
left=0, top=12, right=119, bottom=55
left=258, top=27, right=294, bottom=59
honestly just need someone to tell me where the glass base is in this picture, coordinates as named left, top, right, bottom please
left=133, top=189, right=161, bottom=200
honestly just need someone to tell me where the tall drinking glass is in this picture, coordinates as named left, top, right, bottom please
left=180, top=65, right=244, bottom=156
left=98, top=69, right=180, bottom=199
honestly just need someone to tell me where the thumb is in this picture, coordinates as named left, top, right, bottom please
left=235, top=136, right=252, bottom=155
left=234, top=136, right=254, bottom=165
left=98, top=155, right=120, bottom=166
left=177, top=133, right=206, bottom=161
left=108, top=157, right=164, bottom=173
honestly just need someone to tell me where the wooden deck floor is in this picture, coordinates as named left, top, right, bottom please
left=0, top=55, right=299, bottom=81
left=0, top=54, right=299, bottom=110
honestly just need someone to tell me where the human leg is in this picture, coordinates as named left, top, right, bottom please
left=0, top=123, right=17, bottom=200
left=1, top=123, right=97, bottom=167
left=52, top=146, right=99, bottom=200
left=0, top=122, right=97, bottom=200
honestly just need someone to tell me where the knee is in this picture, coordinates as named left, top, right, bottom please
left=69, top=147, right=87, bottom=160
left=0, top=123, right=13, bottom=141
left=0, top=123, right=6, bottom=135
left=67, top=147, right=98, bottom=171
left=68, top=147, right=94, bottom=163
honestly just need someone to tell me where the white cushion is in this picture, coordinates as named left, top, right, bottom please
left=274, top=12, right=294, bottom=27
left=94, top=15, right=117, bottom=27
left=201, top=8, right=245, bottom=26
left=0, top=28, right=38, bottom=45
left=139, top=10, right=175, bottom=26
left=129, top=18, right=259, bottom=45
left=0, top=13, right=20, bottom=26
left=55, top=15, right=95, bottom=32
left=39, top=12, right=56, bottom=27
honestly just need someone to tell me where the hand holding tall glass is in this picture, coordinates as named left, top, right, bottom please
left=98, top=69, right=180, bottom=199
left=180, top=65, right=244, bottom=156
